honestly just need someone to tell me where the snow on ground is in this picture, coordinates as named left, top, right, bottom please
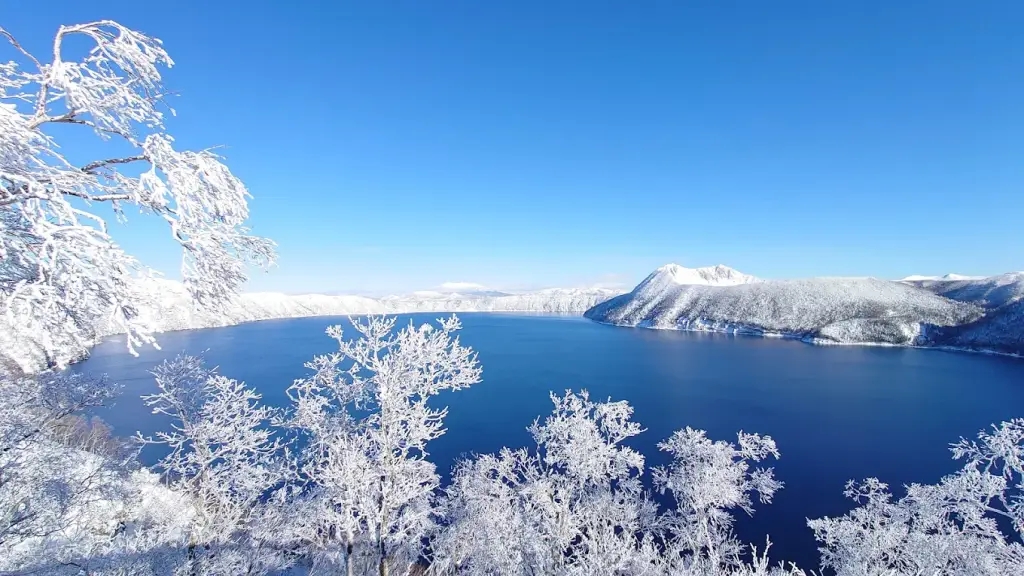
left=931, top=298, right=1024, bottom=356
left=8, top=267, right=1024, bottom=374
left=586, top=263, right=988, bottom=347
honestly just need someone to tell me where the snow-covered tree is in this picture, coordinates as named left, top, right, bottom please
left=808, top=418, right=1024, bottom=575
left=432, top=390, right=663, bottom=576
left=0, top=18, right=276, bottom=572
left=286, top=315, right=482, bottom=576
left=433, top=391, right=805, bottom=576
left=653, top=428, right=799, bottom=576
left=0, top=20, right=274, bottom=373
left=138, top=354, right=292, bottom=575
left=0, top=371, right=119, bottom=552
left=0, top=370, right=190, bottom=576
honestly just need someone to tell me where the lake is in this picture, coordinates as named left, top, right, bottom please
left=72, top=313, right=1024, bottom=570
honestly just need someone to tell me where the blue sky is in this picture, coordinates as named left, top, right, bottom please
left=5, top=1, right=1023, bottom=294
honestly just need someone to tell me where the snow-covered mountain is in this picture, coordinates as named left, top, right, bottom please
left=8, top=266, right=1022, bottom=375
left=585, top=264, right=984, bottom=347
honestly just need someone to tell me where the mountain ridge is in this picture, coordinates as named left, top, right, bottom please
left=646, top=263, right=761, bottom=287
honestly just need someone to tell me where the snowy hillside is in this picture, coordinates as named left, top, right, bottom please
left=116, top=279, right=387, bottom=334
left=586, top=264, right=983, bottom=346
left=930, top=299, right=1024, bottom=355
left=0, top=280, right=622, bottom=374
left=902, top=272, right=1024, bottom=309
left=902, top=272, right=1024, bottom=354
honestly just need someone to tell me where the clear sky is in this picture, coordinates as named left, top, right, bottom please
left=5, top=1, right=1023, bottom=294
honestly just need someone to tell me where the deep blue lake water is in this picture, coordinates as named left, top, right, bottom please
left=72, top=313, right=1024, bottom=570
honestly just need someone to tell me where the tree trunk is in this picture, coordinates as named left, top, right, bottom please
left=377, top=470, right=389, bottom=576
left=346, top=542, right=354, bottom=576
left=186, top=539, right=199, bottom=576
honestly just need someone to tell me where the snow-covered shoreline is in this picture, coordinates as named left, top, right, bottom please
left=107, top=279, right=623, bottom=335
left=588, top=316, right=1024, bottom=359
left=1, top=280, right=624, bottom=374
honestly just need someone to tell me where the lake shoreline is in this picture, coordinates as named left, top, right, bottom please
left=588, top=317, right=1024, bottom=360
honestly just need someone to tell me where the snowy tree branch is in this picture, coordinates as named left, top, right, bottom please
left=287, top=316, right=481, bottom=575
left=0, top=27, right=42, bottom=71
left=1, top=20, right=276, bottom=372
left=80, top=154, right=148, bottom=174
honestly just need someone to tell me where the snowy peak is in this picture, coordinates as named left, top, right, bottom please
left=646, top=264, right=760, bottom=287
left=941, top=273, right=984, bottom=281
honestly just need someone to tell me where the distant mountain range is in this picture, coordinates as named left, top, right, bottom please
left=110, top=280, right=620, bottom=336
left=899, top=273, right=985, bottom=282
left=0, top=281, right=623, bottom=374
left=585, top=264, right=1024, bottom=356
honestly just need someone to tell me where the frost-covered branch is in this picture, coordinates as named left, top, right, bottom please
left=80, top=154, right=148, bottom=175
left=434, top=391, right=658, bottom=576
left=0, top=29, right=40, bottom=69
left=809, top=418, right=1024, bottom=575
left=653, top=428, right=784, bottom=571
left=0, top=372, right=119, bottom=552
left=0, top=20, right=275, bottom=372
left=0, top=17, right=285, bottom=574
left=139, top=354, right=292, bottom=574
left=434, top=392, right=802, bottom=576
